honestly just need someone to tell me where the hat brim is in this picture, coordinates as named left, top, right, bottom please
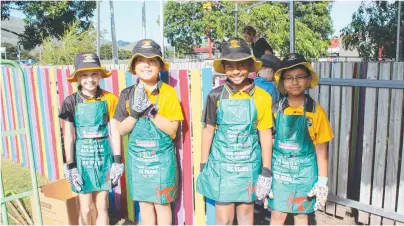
left=67, top=67, right=112, bottom=83
left=274, top=62, right=319, bottom=94
left=128, top=53, right=170, bottom=74
left=213, top=55, right=262, bottom=74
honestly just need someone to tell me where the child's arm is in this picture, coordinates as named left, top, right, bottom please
left=63, top=121, right=75, bottom=164
left=201, top=124, right=215, bottom=164
left=116, top=117, right=137, bottom=136
left=110, top=118, right=122, bottom=155
left=150, top=116, right=179, bottom=136
left=315, top=142, right=328, bottom=177
left=259, top=129, right=273, bottom=169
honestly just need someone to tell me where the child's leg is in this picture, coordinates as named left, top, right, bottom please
left=78, top=193, right=94, bottom=225
left=270, top=210, right=287, bottom=225
left=93, top=191, right=109, bottom=225
left=235, top=203, right=254, bottom=225
left=139, top=202, right=156, bottom=225
left=215, top=202, right=235, bottom=225
left=293, top=214, right=308, bottom=225
left=154, top=203, right=172, bottom=225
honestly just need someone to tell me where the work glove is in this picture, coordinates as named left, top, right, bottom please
left=110, top=155, right=124, bottom=188
left=307, top=176, right=329, bottom=211
left=64, top=163, right=83, bottom=192
left=130, top=83, right=153, bottom=119
left=255, top=168, right=274, bottom=201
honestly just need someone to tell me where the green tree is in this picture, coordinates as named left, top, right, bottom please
left=40, top=21, right=96, bottom=65
left=1, top=1, right=96, bottom=50
left=118, top=49, right=132, bottom=60
left=1, top=42, right=32, bottom=60
left=100, top=44, right=113, bottom=60
left=341, top=1, right=403, bottom=60
left=164, top=1, right=332, bottom=58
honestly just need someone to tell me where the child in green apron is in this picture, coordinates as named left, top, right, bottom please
left=113, top=39, right=184, bottom=225
left=196, top=38, right=274, bottom=225
left=59, top=52, right=124, bottom=225
left=257, top=53, right=333, bottom=225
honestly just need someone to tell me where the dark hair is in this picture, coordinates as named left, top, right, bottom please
left=242, top=26, right=256, bottom=36
left=132, top=56, right=164, bottom=71
left=281, top=64, right=311, bottom=79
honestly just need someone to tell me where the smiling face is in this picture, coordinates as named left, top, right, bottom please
left=77, top=70, right=101, bottom=92
left=281, top=66, right=312, bottom=97
left=133, top=56, right=161, bottom=83
left=223, top=59, right=251, bottom=86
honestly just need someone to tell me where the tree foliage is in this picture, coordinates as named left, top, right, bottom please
left=41, top=21, right=96, bottom=65
left=0, top=42, right=32, bottom=60
left=100, top=44, right=132, bottom=60
left=341, top=1, right=403, bottom=60
left=164, top=1, right=332, bottom=58
left=1, top=1, right=96, bottom=50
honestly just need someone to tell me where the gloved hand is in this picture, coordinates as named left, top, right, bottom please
left=110, top=155, right=125, bottom=188
left=63, top=163, right=72, bottom=184
left=65, top=163, right=83, bottom=192
left=255, top=168, right=274, bottom=201
left=307, top=176, right=329, bottom=211
left=200, top=163, right=206, bottom=172
left=130, top=83, right=153, bottom=119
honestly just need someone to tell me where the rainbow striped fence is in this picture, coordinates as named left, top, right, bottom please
left=0, top=64, right=227, bottom=225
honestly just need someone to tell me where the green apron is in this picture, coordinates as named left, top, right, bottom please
left=127, top=87, right=178, bottom=204
left=196, top=87, right=262, bottom=202
left=73, top=93, right=112, bottom=194
left=269, top=97, right=318, bottom=213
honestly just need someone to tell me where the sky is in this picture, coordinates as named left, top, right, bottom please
left=10, top=0, right=363, bottom=44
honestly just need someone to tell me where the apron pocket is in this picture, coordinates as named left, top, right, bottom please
left=219, top=163, right=255, bottom=202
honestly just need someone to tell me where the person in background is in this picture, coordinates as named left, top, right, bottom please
left=254, top=54, right=281, bottom=104
left=242, top=25, right=273, bottom=59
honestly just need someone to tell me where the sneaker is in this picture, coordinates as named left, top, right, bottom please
left=254, top=200, right=263, bottom=213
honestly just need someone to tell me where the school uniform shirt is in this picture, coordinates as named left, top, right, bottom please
left=273, top=96, right=334, bottom=145
left=251, top=38, right=273, bottom=59
left=58, top=87, right=118, bottom=123
left=202, top=79, right=273, bottom=130
left=113, top=81, right=184, bottom=139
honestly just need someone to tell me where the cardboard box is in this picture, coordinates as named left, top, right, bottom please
left=31, top=179, right=79, bottom=225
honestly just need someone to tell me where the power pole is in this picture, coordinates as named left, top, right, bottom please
left=110, top=0, right=119, bottom=64
left=396, top=0, right=401, bottom=61
left=289, top=0, right=295, bottom=53
left=142, top=0, right=147, bottom=39
left=96, top=0, right=101, bottom=57
left=160, top=0, right=165, bottom=57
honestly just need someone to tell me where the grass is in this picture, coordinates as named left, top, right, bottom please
left=1, top=158, right=50, bottom=225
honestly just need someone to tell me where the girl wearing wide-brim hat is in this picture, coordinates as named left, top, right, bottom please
left=60, top=51, right=124, bottom=225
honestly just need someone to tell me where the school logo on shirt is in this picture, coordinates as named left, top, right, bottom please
left=229, top=40, right=240, bottom=49
left=306, top=117, right=313, bottom=127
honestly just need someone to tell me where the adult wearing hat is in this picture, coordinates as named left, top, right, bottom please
left=197, top=38, right=274, bottom=225
left=60, top=52, right=124, bottom=225
left=113, top=39, right=184, bottom=225
left=256, top=53, right=333, bottom=225
left=254, top=54, right=281, bottom=104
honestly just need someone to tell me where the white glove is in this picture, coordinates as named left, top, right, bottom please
left=307, top=176, right=329, bottom=211
left=255, top=168, right=274, bottom=200
left=110, top=161, right=124, bottom=188
left=64, top=163, right=83, bottom=192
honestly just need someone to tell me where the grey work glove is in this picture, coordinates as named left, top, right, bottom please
left=110, top=155, right=124, bottom=188
left=130, top=83, right=153, bottom=119
left=255, top=168, right=274, bottom=201
left=307, top=176, right=329, bottom=211
left=64, top=163, right=83, bottom=192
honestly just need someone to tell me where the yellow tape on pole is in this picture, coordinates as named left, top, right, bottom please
left=190, top=69, right=205, bottom=225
